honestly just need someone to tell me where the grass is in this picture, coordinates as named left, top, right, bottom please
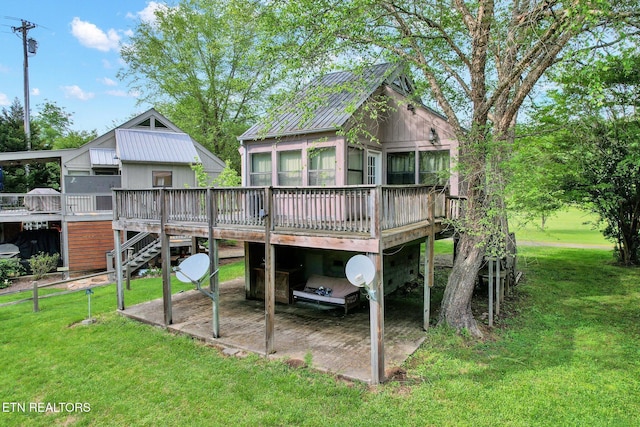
left=1, top=218, right=638, bottom=425
left=510, top=206, right=610, bottom=246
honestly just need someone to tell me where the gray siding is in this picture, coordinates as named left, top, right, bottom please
left=121, top=163, right=195, bottom=189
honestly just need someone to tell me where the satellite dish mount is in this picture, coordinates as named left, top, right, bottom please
left=345, top=254, right=377, bottom=301
left=174, top=253, right=219, bottom=301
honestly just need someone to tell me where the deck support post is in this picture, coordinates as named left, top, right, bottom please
left=488, top=258, right=494, bottom=328
left=369, top=186, right=384, bottom=384
left=496, top=261, right=501, bottom=316
left=114, top=228, right=124, bottom=310
left=424, top=191, right=436, bottom=331
left=264, top=187, right=276, bottom=355
left=424, top=236, right=435, bottom=330
left=368, top=252, right=384, bottom=385
left=160, top=189, right=172, bottom=326
left=207, top=188, right=220, bottom=338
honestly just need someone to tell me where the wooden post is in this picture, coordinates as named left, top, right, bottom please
left=368, top=252, right=384, bottom=384
left=208, top=188, right=220, bottom=338
left=114, top=229, right=124, bottom=310
left=370, top=186, right=381, bottom=239
left=264, top=187, right=276, bottom=355
left=488, top=258, right=494, bottom=328
left=160, top=189, right=172, bottom=326
left=424, top=192, right=436, bottom=331
left=423, top=236, right=431, bottom=331
left=32, top=281, right=39, bottom=312
left=126, top=248, right=133, bottom=290
left=496, top=260, right=501, bottom=316
left=244, top=241, right=251, bottom=298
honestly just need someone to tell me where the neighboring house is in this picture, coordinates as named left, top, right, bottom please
left=111, top=63, right=463, bottom=383
left=0, top=108, right=224, bottom=272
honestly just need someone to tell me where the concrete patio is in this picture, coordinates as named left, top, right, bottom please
left=119, top=277, right=427, bottom=383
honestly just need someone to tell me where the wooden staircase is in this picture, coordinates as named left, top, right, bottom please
left=124, top=238, right=161, bottom=272
left=107, top=233, right=193, bottom=278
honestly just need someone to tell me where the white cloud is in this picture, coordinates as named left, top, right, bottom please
left=70, top=17, right=120, bottom=52
left=106, top=89, right=139, bottom=98
left=106, top=89, right=129, bottom=97
left=128, top=2, right=168, bottom=24
left=31, top=88, right=40, bottom=96
left=0, top=93, right=10, bottom=106
left=62, top=85, right=95, bottom=101
left=98, top=77, right=118, bottom=86
left=102, top=59, right=113, bottom=69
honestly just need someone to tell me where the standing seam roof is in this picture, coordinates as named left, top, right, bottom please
left=89, top=148, right=119, bottom=166
left=115, top=129, right=200, bottom=164
left=240, top=63, right=399, bottom=140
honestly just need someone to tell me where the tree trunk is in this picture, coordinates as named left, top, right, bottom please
left=438, top=232, right=485, bottom=337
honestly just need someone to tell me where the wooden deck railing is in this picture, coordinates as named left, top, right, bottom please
left=0, top=192, right=114, bottom=216
left=115, top=189, right=160, bottom=221
left=272, top=187, right=373, bottom=233
left=114, top=185, right=462, bottom=235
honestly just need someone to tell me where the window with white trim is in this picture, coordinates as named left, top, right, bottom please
left=347, top=147, right=363, bottom=185
left=278, top=150, right=302, bottom=186
left=308, top=147, right=336, bottom=186
left=386, top=151, right=415, bottom=184
left=419, top=151, right=450, bottom=186
left=250, top=152, right=272, bottom=186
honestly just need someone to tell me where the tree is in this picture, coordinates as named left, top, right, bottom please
left=506, top=132, right=566, bottom=230
left=528, top=54, right=640, bottom=265
left=0, top=100, right=94, bottom=192
left=119, top=0, right=288, bottom=171
left=32, top=101, right=97, bottom=150
left=0, top=99, right=30, bottom=192
left=273, top=0, right=640, bottom=335
left=0, top=98, right=28, bottom=153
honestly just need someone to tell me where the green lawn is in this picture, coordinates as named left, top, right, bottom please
left=1, top=250, right=639, bottom=426
left=511, top=206, right=610, bottom=246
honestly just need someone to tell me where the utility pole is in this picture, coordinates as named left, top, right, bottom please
left=12, top=19, right=37, bottom=150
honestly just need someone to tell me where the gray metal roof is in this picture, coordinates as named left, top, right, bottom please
left=240, top=63, right=401, bottom=141
left=89, top=148, right=118, bottom=167
left=115, top=129, right=200, bottom=164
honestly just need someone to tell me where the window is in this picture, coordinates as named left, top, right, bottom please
left=419, top=151, right=450, bottom=186
left=387, top=151, right=415, bottom=184
left=250, top=152, right=272, bottom=186
left=153, top=171, right=173, bottom=187
left=308, top=147, right=336, bottom=186
left=347, top=147, right=363, bottom=185
left=278, top=150, right=302, bottom=186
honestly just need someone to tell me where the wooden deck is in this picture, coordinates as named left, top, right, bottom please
left=112, top=185, right=462, bottom=252
left=112, top=185, right=463, bottom=384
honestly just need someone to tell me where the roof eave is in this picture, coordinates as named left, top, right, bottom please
left=238, top=125, right=342, bottom=143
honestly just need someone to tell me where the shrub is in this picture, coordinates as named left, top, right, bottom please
left=0, top=258, right=25, bottom=288
left=28, top=252, right=60, bottom=280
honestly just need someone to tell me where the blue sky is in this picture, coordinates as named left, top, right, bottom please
left=1, top=1, right=166, bottom=134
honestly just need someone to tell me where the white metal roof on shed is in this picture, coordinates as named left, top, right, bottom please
left=90, top=148, right=118, bottom=166
left=115, top=129, right=200, bottom=164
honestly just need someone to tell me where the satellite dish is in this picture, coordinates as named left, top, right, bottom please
left=345, top=255, right=377, bottom=301
left=174, top=253, right=219, bottom=301
left=175, top=253, right=210, bottom=284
